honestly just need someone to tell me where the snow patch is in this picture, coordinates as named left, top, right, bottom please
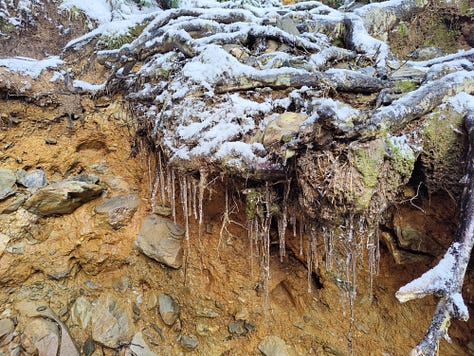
left=72, top=80, right=105, bottom=93
left=0, top=56, right=63, bottom=78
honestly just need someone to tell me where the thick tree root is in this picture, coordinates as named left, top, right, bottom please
left=396, top=110, right=474, bottom=356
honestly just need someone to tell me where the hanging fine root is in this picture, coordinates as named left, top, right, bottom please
left=396, top=110, right=474, bottom=356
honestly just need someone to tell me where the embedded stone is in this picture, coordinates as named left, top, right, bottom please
left=130, top=332, right=155, bottom=356
left=135, top=215, right=185, bottom=269
left=24, top=180, right=103, bottom=216
left=91, top=293, right=134, bottom=348
left=258, top=336, right=290, bottom=356
left=263, top=112, right=307, bottom=148
left=16, top=169, right=47, bottom=188
left=0, top=168, right=17, bottom=200
left=158, top=294, right=180, bottom=326
left=180, top=335, right=198, bottom=351
left=94, top=194, right=139, bottom=229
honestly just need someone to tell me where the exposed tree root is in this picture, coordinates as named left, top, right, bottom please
left=396, top=110, right=474, bottom=356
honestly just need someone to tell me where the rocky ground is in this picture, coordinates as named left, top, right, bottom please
left=0, top=0, right=473, bottom=355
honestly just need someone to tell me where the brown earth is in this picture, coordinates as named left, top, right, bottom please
left=0, top=95, right=472, bottom=355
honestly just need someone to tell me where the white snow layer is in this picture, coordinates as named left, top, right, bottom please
left=0, top=56, right=63, bottom=78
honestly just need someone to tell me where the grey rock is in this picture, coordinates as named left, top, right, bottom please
left=130, top=332, right=155, bottom=356
left=66, top=174, right=100, bottom=184
left=195, top=308, right=219, bottom=318
left=24, top=180, right=103, bottom=216
left=389, top=66, right=426, bottom=82
left=94, top=194, right=139, bottom=229
left=15, top=301, right=79, bottom=356
left=6, top=241, right=25, bottom=255
left=276, top=16, right=300, bottom=36
left=0, top=233, right=10, bottom=257
left=258, top=336, right=290, bottom=356
left=263, top=112, right=307, bottom=148
left=196, top=324, right=219, bottom=336
left=82, top=338, right=95, bottom=356
left=135, top=215, right=185, bottom=269
left=0, top=168, right=17, bottom=200
left=0, top=318, right=14, bottom=338
left=380, top=231, right=428, bottom=264
left=0, top=193, right=27, bottom=214
left=158, top=294, right=180, bottom=326
left=16, top=169, right=47, bottom=188
left=91, top=293, right=134, bottom=348
left=410, top=46, right=444, bottom=61
left=228, top=320, right=254, bottom=335
left=70, top=296, right=93, bottom=329
left=22, top=317, right=60, bottom=356
left=180, top=335, right=198, bottom=351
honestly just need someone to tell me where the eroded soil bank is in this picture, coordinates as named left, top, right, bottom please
left=0, top=98, right=471, bottom=355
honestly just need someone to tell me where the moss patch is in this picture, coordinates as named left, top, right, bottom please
left=421, top=103, right=466, bottom=195
left=386, top=134, right=416, bottom=179
left=395, top=80, right=417, bottom=93
left=99, top=22, right=148, bottom=50
left=352, top=139, right=386, bottom=188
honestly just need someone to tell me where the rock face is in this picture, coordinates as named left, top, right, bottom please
left=135, top=215, right=185, bottom=269
left=0, top=168, right=17, bottom=200
left=94, top=194, right=139, bottom=229
left=24, top=180, right=103, bottom=216
left=91, top=293, right=134, bottom=348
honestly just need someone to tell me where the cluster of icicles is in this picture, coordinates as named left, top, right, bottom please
left=148, top=152, right=381, bottom=326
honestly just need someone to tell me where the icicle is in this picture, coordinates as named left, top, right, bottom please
left=198, top=170, right=207, bottom=229
left=262, top=211, right=271, bottom=321
left=299, top=217, right=304, bottom=256
left=290, top=210, right=297, bottom=238
left=248, top=219, right=254, bottom=277
left=278, top=180, right=291, bottom=262
left=166, top=166, right=172, bottom=206
left=310, top=228, right=318, bottom=270
left=147, top=154, right=153, bottom=207
left=262, top=183, right=272, bottom=320
left=158, top=150, right=166, bottom=205
left=307, top=231, right=313, bottom=293
left=192, top=178, right=198, bottom=220
left=179, top=175, right=190, bottom=242
left=218, top=185, right=230, bottom=256
left=171, top=169, right=176, bottom=223
left=150, top=170, right=160, bottom=213
left=367, top=227, right=380, bottom=302
left=323, top=226, right=334, bottom=271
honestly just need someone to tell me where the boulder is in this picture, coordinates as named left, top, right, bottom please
left=135, top=215, right=185, bottom=269
left=91, top=293, right=134, bottom=348
left=24, top=180, right=103, bottom=216
left=94, top=194, right=139, bottom=229
left=0, top=168, right=17, bottom=200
